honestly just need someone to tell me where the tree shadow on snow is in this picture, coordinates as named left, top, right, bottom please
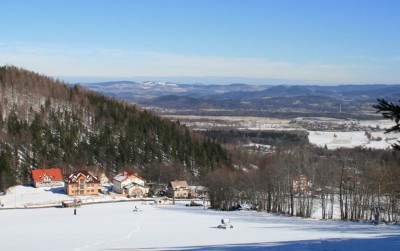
left=44, top=186, right=65, bottom=194
left=110, top=235, right=400, bottom=251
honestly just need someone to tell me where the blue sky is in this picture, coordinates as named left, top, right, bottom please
left=1, top=0, right=399, bottom=84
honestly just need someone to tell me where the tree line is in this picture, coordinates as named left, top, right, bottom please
left=200, top=99, right=400, bottom=222
left=204, top=143, right=400, bottom=222
left=199, top=99, right=400, bottom=223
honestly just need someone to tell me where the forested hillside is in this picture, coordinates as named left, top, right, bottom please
left=0, top=66, right=228, bottom=190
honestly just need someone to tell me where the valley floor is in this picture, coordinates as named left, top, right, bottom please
left=163, top=115, right=400, bottom=150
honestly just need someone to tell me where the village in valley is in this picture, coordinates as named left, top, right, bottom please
left=0, top=166, right=310, bottom=213
left=0, top=168, right=208, bottom=209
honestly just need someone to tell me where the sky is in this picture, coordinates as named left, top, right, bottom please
left=1, top=0, right=400, bottom=85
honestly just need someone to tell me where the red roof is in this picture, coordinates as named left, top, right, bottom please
left=31, top=168, right=63, bottom=182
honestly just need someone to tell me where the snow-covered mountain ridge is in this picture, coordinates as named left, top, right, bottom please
left=78, top=81, right=400, bottom=119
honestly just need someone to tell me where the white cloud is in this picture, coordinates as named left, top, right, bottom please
left=391, top=56, right=400, bottom=62
left=0, top=44, right=399, bottom=84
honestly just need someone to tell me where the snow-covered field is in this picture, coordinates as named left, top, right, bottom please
left=1, top=186, right=400, bottom=250
left=163, top=115, right=400, bottom=150
left=308, top=131, right=400, bottom=150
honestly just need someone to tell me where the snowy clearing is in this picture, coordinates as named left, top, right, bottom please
left=0, top=186, right=400, bottom=250
left=308, top=131, right=400, bottom=150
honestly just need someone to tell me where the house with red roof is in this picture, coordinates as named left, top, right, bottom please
left=31, top=168, right=64, bottom=188
left=112, top=171, right=148, bottom=196
left=65, top=170, right=100, bottom=196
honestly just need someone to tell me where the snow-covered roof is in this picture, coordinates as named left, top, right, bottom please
left=113, top=173, right=128, bottom=182
left=113, top=171, right=145, bottom=183
left=66, top=170, right=99, bottom=184
left=170, top=181, right=189, bottom=190
left=188, top=186, right=208, bottom=191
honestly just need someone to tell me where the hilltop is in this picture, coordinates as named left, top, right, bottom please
left=0, top=66, right=228, bottom=190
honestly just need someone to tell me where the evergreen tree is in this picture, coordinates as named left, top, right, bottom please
left=374, top=99, right=400, bottom=150
left=0, top=147, right=16, bottom=189
left=0, top=66, right=230, bottom=189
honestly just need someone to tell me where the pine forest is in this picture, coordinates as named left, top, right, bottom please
left=0, top=66, right=228, bottom=188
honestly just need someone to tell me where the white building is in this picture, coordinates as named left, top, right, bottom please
left=112, top=171, right=148, bottom=196
left=154, top=197, right=172, bottom=205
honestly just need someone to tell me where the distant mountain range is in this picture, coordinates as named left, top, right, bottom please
left=78, top=81, right=400, bottom=119
left=77, top=81, right=269, bottom=100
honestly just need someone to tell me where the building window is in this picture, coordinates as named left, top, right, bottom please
left=79, top=179, right=85, bottom=194
left=44, top=176, right=52, bottom=183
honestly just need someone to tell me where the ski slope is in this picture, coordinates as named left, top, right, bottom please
left=0, top=199, right=399, bottom=250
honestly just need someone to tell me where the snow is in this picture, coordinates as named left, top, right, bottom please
left=0, top=186, right=400, bottom=250
left=0, top=185, right=127, bottom=208
left=1, top=185, right=70, bottom=208
left=308, top=131, right=400, bottom=150
left=165, top=115, right=400, bottom=150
